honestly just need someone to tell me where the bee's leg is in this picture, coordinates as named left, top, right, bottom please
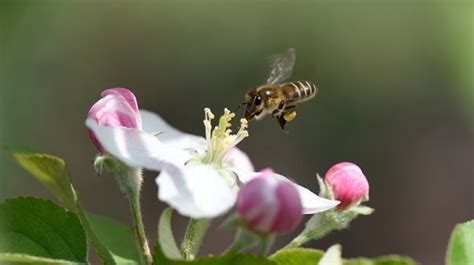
left=272, top=100, right=286, bottom=118
left=277, top=115, right=288, bottom=132
left=271, top=109, right=281, bottom=118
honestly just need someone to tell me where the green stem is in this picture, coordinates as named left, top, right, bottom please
left=283, top=213, right=335, bottom=249
left=181, top=218, right=209, bottom=260
left=283, top=233, right=314, bottom=249
left=283, top=210, right=357, bottom=249
left=73, top=201, right=117, bottom=265
left=223, top=228, right=256, bottom=256
left=258, top=235, right=275, bottom=256
left=127, top=189, right=153, bottom=265
left=114, top=166, right=152, bottom=265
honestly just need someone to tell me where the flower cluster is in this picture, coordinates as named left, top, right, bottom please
left=85, top=87, right=373, bottom=261
left=86, top=88, right=339, bottom=219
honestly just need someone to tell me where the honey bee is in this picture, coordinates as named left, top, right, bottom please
left=243, top=48, right=318, bottom=131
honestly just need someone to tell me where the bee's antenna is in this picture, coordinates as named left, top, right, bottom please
left=234, top=102, right=247, bottom=113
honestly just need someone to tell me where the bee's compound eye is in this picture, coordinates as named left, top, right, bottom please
left=254, top=96, right=262, bottom=106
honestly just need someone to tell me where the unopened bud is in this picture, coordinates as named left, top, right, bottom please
left=325, top=162, right=369, bottom=210
left=237, top=169, right=303, bottom=234
left=87, top=88, right=142, bottom=152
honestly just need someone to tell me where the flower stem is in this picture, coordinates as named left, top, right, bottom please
left=258, top=235, right=275, bottom=256
left=128, top=189, right=153, bottom=265
left=181, top=218, right=209, bottom=260
left=283, top=233, right=314, bottom=249
left=283, top=210, right=357, bottom=249
left=223, top=228, right=257, bottom=256
left=283, top=213, right=334, bottom=249
left=115, top=167, right=152, bottom=265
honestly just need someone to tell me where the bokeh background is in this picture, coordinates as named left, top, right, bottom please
left=1, top=1, right=473, bottom=264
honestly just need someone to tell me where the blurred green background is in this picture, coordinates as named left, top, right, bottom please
left=1, top=1, right=473, bottom=264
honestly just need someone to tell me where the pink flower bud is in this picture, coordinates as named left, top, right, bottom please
left=324, top=162, right=369, bottom=210
left=236, top=169, right=303, bottom=234
left=87, top=88, right=142, bottom=152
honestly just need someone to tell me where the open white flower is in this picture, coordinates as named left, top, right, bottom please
left=86, top=108, right=339, bottom=218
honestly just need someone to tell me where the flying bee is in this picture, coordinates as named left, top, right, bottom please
left=242, top=48, right=318, bottom=131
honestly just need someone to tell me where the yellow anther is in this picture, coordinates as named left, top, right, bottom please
left=204, top=108, right=215, bottom=120
left=239, top=118, right=248, bottom=129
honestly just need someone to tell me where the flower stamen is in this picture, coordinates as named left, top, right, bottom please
left=203, top=108, right=215, bottom=145
left=201, top=108, right=249, bottom=167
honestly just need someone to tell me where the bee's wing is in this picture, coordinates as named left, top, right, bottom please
left=266, top=48, right=296, bottom=84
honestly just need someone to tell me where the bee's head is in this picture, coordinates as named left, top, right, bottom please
left=244, top=90, right=265, bottom=121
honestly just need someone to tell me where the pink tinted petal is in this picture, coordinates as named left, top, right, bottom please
left=88, top=88, right=142, bottom=129
left=87, top=129, right=104, bottom=153
left=325, top=162, right=369, bottom=209
left=97, top=110, right=140, bottom=129
left=259, top=168, right=274, bottom=176
left=239, top=178, right=277, bottom=232
left=237, top=177, right=267, bottom=215
left=325, top=162, right=362, bottom=180
left=270, top=181, right=303, bottom=232
left=87, top=88, right=143, bottom=151
left=102, top=88, right=140, bottom=113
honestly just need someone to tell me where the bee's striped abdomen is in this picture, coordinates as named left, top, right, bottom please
left=283, top=80, right=318, bottom=103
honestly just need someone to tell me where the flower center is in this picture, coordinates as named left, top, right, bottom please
left=201, top=108, right=249, bottom=168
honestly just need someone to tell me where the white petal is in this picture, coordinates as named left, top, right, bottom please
left=232, top=167, right=257, bottom=184
left=156, top=164, right=237, bottom=218
left=226, top=148, right=256, bottom=184
left=265, top=172, right=339, bottom=214
left=140, top=110, right=207, bottom=154
left=293, top=181, right=339, bottom=214
left=224, top=147, right=255, bottom=173
left=86, top=119, right=191, bottom=171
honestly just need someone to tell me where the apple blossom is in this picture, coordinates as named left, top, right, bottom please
left=86, top=89, right=338, bottom=219
left=86, top=87, right=152, bottom=263
left=325, top=162, right=369, bottom=209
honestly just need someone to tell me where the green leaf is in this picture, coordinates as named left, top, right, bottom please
left=446, top=219, right=474, bottom=265
left=153, top=244, right=276, bottom=265
left=344, top=258, right=373, bottom=265
left=12, top=153, right=77, bottom=211
left=0, top=253, right=82, bottom=265
left=12, top=153, right=117, bottom=264
left=371, top=256, right=418, bottom=265
left=158, top=208, right=182, bottom=259
left=0, top=197, right=87, bottom=263
left=270, top=248, right=324, bottom=265
left=346, top=255, right=418, bottom=265
left=86, top=212, right=141, bottom=264
left=271, top=248, right=416, bottom=265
